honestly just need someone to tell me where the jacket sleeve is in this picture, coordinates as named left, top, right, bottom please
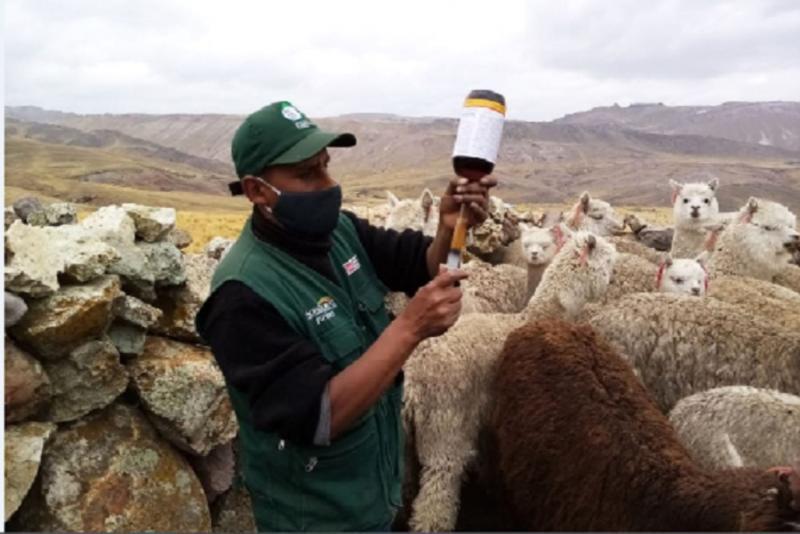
left=196, top=280, right=336, bottom=446
left=343, top=210, right=433, bottom=296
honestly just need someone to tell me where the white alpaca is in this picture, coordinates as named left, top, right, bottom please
left=385, top=189, right=440, bottom=237
left=518, top=222, right=572, bottom=298
left=579, top=254, right=706, bottom=320
left=669, top=386, right=800, bottom=471
left=404, top=233, right=617, bottom=532
left=707, top=197, right=799, bottom=282
left=657, top=256, right=708, bottom=297
left=565, top=191, right=625, bottom=236
left=669, top=177, right=721, bottom=258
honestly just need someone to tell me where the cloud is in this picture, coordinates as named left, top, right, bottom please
left=5, top=0, right=800, bottom=120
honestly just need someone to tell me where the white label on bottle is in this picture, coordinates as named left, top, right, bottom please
left=452, top=106, right=505, bottom=164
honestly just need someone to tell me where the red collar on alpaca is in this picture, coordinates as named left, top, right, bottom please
left=656, top=261, right=667, bottom=289
left=704, top=228, right=722, bottom=251
left=701, top=263, right=709, bottom=292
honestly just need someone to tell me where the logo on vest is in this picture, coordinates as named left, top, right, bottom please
left=343, top=255, right=361, bottom=276
left=306, top=296, right=337, bottom=325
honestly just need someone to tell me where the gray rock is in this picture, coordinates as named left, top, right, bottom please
left=5, top=338, right=51, bottom=423
left=204, top=237, right=235, bottom=261
left=5, top=206, right=20, bottom=230
left=13, top=403, right=211, bottom=532
left=122, top=278, right=158, bottom=303
left=41, top=338, right=128, bottom=422
left=152, top=253, right=215, bottom=343
left=5, top=291, right=28, bottom=327
left=165, top=227, right=193, bottom=249
left=4, top=221, right=64, bottom=296
left=25, top=210, right=50, bottom=227
left=112, top=294, right=163, bottom=329
left=81, top=206, right=150, bottom=282
left=189, top=441, right=236, bottom=502
left=128, top=336, right=238, bottom=456
left=56, top=225, right=121, bottom=283
left=4, top=421, right=56, bottom=521
left=108, top=322, right=147, bottom=357
left=9, top=275, right=121, bottom=360
left=12, top=197, right=44, bottom=222
left=141, top=241, right=187, bottom=286
left=43, top=202, right=78, bottom=226
left=121, top=203, right=176, bottom=242
left=80, top=205, right=137, bottom=245
left=107, top=240, right=186, bottom=288
left=211, top=481, right=257, bottom=533
left=4, top=221, right=120, bottom=296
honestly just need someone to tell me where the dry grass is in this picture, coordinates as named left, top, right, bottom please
left=163, top=202, right=674, bottom=253
left=178, top=210, right=250, bottom=253
left=517, top=202, right=673, bottom=226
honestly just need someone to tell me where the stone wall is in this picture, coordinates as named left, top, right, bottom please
left=4, top=198, right=253, bottom=532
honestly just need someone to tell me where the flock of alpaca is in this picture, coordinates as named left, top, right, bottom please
left=379, top=177, right=800, bottom=531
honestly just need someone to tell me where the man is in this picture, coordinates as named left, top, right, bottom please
left=196, top=101, right=495, bottom=531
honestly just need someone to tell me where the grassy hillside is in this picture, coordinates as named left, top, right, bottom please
left=4, top=135, right=246, bottom=212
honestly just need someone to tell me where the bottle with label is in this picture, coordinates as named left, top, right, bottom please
left=447, top=89, right=506, bottom=269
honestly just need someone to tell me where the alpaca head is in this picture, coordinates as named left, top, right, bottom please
left=520, top=223, right=572, bottom=266
left=567, top=192, right=625, bottom=236
left=671, top=177, right=720, bottom=229
left=736, top=198, right=799, bottom=267
left=738, top=197, right=797, bottom=229
left=540, top=231, right=618, bottom=317
left=385, top=189, right=440, bottom=236
left=657, top=255, right=708, bottom=296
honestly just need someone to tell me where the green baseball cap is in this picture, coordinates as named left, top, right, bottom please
left=228, top=101, right=356, bottom=195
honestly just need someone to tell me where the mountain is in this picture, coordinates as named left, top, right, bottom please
left=6, top=104, right=800, bottom=214
left=555, top=101, right=800, bottom=152
left=4, top=118, right=243, bottom=211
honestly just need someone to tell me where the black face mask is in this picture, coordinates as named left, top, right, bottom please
left=261, top=181, right=342, bottom=237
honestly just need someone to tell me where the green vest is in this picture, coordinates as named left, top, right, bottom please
left=202, top=214, right=403, bottom=532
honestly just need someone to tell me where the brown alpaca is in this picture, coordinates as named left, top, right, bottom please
left=491, top=319, right=800, bottom=531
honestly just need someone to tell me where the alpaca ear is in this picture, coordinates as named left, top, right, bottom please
left=579, top=192, right=591, bottom=213
left=387, top=191, right=400, bottom=207
left=707, top=177, right=719, bottom=192
left=586, top=234, right=597, bottom=251
left=670, top=179, right=683, bottom=204
left=739, top=197, right=759, bottom=223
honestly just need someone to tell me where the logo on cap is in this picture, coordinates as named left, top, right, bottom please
left=282, top=105, right=303, bottom=121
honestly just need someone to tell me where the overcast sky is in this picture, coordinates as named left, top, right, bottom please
left=4, top=0, right=800, bottom=121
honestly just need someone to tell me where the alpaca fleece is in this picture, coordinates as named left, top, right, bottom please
left=588, top=292, right=800, bottom=411
left=670, top=386, right=800, bottom=471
